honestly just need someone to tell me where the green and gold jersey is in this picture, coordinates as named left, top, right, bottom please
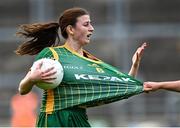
left=35, top=43, right=143, bottom=113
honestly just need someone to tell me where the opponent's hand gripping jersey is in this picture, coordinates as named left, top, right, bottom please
left=35, top=44, right=143, bottom=113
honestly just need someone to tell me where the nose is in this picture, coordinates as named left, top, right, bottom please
left=89, top=24, right=94, bottom=32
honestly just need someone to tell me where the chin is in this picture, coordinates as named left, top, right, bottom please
left=86, top=41, right=90, bottom=44
left=82, top=41, right=90, bottom=45
left=86, top=39, right=91, bottom=43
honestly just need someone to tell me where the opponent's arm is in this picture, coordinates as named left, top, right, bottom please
left=144, top=80, right=180, bottom=92
left=128, top=43, right=147, bottom=77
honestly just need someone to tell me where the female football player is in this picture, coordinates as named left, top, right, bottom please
left=15, top=7, right=147, bottom=127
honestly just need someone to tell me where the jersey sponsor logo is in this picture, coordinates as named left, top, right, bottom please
left=63, top=65, right=83, bottom=70
left=74, top=74, right=136, bottom=83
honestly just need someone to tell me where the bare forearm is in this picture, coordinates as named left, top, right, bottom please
left=128, top=63, right=139, bottom=78
left=159, top=80, right=180, bottom=92
left=19, top=72, right=34, bottom=95
left=129, top=43, right=147, bottom=78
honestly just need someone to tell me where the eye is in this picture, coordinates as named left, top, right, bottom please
left=83, top=23, right=89, bottom=27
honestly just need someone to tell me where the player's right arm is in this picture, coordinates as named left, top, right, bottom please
left=19, top=70, right=35, bottom=95
left=18, top=47, right=55, bottom=95
left=19, top=61, right=43, bottom=95
left=19, top=61, right=56, bottom=95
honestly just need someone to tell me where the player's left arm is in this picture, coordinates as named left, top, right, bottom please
left=128, top=43, right=147, bottom=77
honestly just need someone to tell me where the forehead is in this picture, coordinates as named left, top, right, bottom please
left=76, top=15, right=90, bottom=23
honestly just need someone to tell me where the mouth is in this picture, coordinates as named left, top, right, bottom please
left=87, top=33, right=92, bottom=38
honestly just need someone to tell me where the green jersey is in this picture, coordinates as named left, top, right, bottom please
left=35, top=43, right=143, bottom=114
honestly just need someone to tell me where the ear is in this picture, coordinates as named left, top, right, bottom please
left=66, top=25, right=74, bottom=36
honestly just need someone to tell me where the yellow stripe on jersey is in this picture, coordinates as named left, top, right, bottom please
left=63, top=42, right=102, bottom=64
left=45, top=90, right=54, bottom=114
left=49, top=47, right=59, bottom=60
left=45, top=47, right=59, bottom=114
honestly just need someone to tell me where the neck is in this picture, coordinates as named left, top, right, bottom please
left=65, top=39, right=84, bottom=55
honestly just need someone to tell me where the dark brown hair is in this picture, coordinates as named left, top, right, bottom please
left=15, top=7, right=89, bottom=55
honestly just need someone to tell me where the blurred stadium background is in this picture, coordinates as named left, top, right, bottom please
left=1, top=0, right=180, bottom=127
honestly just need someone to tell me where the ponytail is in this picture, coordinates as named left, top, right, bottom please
left=15, top=22, right=60, bottom=55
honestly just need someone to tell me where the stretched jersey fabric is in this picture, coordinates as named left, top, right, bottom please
left=35, top=43, right=143, bottom=113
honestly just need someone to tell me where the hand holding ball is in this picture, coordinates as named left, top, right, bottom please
left=31, top=58, right=64, bottom=90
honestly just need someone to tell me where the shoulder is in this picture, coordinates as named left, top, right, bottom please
left=51, top=45, right=69, bottom=55
left=35, top=47, right=53, bottom=61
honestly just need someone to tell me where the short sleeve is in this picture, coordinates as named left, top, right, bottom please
left=35, top=47, right=53, bottom=61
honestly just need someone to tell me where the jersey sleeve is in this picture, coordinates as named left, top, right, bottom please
left=35, top=47, right=53, bottom=61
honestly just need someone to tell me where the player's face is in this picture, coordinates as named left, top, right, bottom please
left=73, top=15, right=94, bottom=45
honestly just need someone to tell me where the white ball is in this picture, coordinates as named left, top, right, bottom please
left=31, top=58, right=64, bottom=90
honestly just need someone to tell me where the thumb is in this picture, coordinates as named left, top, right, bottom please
left=36, top=60, right=43, bottom=70
left=143, top=87, right=152, bottom=92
